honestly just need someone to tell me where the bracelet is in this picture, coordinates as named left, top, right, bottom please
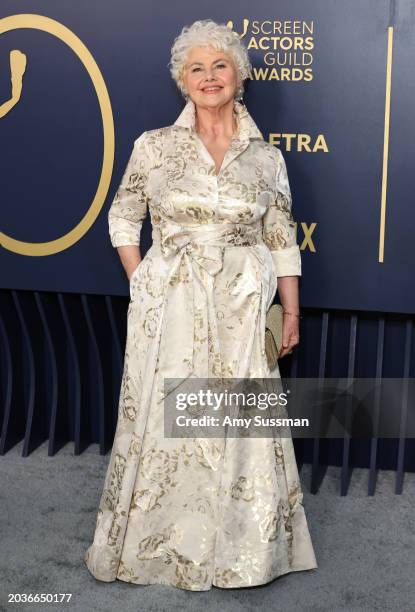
left=283, top=310, right=302, bottom=318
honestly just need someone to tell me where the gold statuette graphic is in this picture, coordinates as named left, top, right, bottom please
left=0, top=49, right=27, bottom=118
left=226, top=19, right=249, bottom=38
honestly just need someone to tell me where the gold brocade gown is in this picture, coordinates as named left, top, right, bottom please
left=84, top=98, right=318, bottom=590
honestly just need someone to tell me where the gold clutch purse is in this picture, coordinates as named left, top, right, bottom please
left=265, top=303, right=284, bottom=370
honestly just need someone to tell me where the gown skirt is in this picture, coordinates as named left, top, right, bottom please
left=84, top=220, right=318, bottom=590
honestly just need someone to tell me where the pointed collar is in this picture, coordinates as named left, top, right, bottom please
left=173, top=98, right=264, bottom=141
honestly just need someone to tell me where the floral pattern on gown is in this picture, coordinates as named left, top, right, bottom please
left=84, top=98, right=317, bottom=590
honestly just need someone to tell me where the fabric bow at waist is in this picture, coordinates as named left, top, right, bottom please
left=149, top=221, right=265, bottom=382
left=153, top=221, right=264, bottom=275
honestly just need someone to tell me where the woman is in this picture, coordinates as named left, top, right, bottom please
left=85, top=19, right=317, bottom=591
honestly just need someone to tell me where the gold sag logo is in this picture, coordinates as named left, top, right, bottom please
left=227, top=18, right=314, bottom=81
left=0, top=14, right=114, bottom=256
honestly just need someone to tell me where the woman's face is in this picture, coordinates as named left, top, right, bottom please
left=182, top=45, right=240, bottom=108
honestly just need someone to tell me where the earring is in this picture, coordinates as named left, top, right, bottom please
left=235, top=85, right=244, bottom=103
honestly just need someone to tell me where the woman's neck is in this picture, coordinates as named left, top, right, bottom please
left=194, top=100, right=238, bottom=139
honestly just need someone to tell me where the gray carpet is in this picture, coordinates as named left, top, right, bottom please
left=0, top=442, right=414, bottom=612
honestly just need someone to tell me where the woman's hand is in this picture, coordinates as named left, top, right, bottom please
left=278, top=312, right=300, bottom=358
left=276, top=276, right=301, bottom=358
left=116, top=245, right=142, bottom=280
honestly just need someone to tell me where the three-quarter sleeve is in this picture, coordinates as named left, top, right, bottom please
left=262, top=148, right=302, bottom=277
left=108, top=131, right=149, bottom=248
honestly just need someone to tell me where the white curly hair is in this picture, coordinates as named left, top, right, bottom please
left=168, top=19, right=252, bottom=101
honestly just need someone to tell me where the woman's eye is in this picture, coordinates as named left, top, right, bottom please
left=191, top=64, right=226, bottom=72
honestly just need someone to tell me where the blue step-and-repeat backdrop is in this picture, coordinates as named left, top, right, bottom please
left=0, top=1, right=413, bottom=313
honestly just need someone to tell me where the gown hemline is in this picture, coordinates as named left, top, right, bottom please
left=85, top=558, right=318, bottom=592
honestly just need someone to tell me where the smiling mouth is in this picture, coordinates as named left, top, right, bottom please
left=202, top=86, right=222, bottom=93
